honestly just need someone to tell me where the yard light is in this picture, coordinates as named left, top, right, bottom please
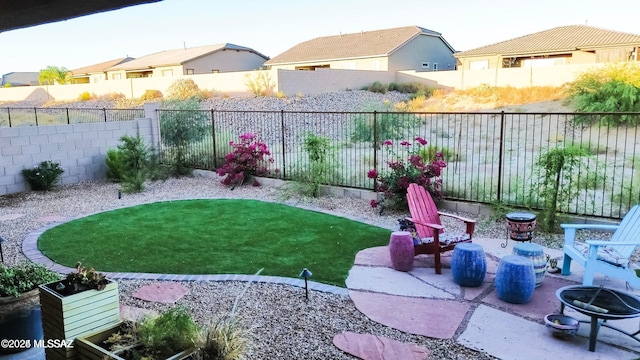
left=299, top=268, right=312, bottom=300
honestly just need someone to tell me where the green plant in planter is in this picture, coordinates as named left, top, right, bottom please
left=0, top=262, right=60, bottom=353
left=21, top=160, right=64, bottom=191
left=0, top=262, right=60, bottom=297
left=57, top=262, right=108, bottom=295
left=104, top=306, right=200, bottom=359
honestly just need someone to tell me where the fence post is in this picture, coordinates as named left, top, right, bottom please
left=34, top=107, right=38, bottom=126
left=103, top=108, right=107, bottom=122
left=280, top=110, right=286, bottom=179
left=211, top=109, right=217, bottom=169
left=66, top=108, right=70, bottom=124
left=373, top=111, right=378, bottom=192
left=7, top=108, right=11, bottom=127
left=497, top=111, right=505, bottom=202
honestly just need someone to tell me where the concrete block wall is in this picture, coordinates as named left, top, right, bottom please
left=0, top=118, right=157, bottom=195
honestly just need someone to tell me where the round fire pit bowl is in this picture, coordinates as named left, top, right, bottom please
left=544, top=314, right=580, bottom=339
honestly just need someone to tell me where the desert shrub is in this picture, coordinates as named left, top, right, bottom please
left=566, top=62, right=640, bottom=126
left=535, top=145, right=590, bottom=232
left=350, top=101, right=421, bottom=143
left=286, top=133, right=341, bottom=197
left=388, top=82, right=432, bottom=97
left=22, top=160, right=64, bottom=191
left=159, top=98, right=209, bottom=175
left=105, top=149, right=124, bottom=182
left=368, top=137, right=446, bottom=211
left=78, top=91, right=95, bottom=101
left=567, top=139, right=609, bottom=155
left=166, top=79, right=203, bottom=100
left=612, top=171, right=640, bottom=213
left=419, top=144, right=458, bottom=162
left=140, top=90, right=163, bottom=101
left=574, top=169, right=607, bottom=190
left=137, top=307, right=200, bottom=358
left=244, top=70, right=275, bottom=96
left=117, top=135, right=151, bottom=193
left=216, top=133, right=274, bottom=188
left=3, top=83, right=12, bottom=88
left=364, top=81, right=388, bottom=94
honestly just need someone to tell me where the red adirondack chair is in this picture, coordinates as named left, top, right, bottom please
left=406, top=183, right=476, bottom=274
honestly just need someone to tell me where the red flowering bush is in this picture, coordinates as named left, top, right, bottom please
left=368, top=137, right=446, bottom=211
left=217, top=133, right=274, bottom=187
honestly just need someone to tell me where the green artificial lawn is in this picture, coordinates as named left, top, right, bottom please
left=38, top=199, right=392, bottom=287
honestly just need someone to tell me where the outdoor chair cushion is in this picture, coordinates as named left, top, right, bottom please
left=415, top=233, right=471, bottom=246
left=572, top=241, right=629, bottom=268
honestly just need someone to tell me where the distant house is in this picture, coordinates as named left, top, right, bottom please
left=455, top=25, right=640, bottom=70
left=71, top=57, right=134, bottom=84
left=1, top=72, right=39, bottom=86
left=265, top=25, right=456, bottom=72
left=104, top=44, right=269, bottom=80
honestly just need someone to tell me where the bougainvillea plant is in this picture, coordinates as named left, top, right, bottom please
left=217, top=133, right=274, bottom=188
left=367, top=137, right=446, bottom=212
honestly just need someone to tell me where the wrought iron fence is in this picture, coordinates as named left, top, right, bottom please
left=157, top=109, right=640, bottom=219
left=0, top=107, right=144, bottom=127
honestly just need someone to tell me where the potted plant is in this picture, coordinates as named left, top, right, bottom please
left=0, top=261, right=60, bottom=354
left=39, top=262, right=120, bottom=360
left=76, top=306, right=199, bottom=360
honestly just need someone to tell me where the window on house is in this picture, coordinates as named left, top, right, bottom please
left=162, top=69, right=173, bottom=77
left=421, top=62, right=430, bottom=69
left=211, top=69, right=220, bottom=73
left=433, top=63, right=438, bottom=71
left=112, top=73, right=121, bottom=80
left=186, top=69, right=195, bottom=75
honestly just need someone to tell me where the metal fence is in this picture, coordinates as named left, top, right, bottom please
left=0, top=107, right=144, bottom=127
left=157, top=109, right=640, bottom=219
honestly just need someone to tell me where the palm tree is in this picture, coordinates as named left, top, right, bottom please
left=39, top=66, right=71, bottom=85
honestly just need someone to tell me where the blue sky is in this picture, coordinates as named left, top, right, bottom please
left=0, top=0, right=638, bottom=73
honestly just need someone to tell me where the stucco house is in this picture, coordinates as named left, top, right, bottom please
left=455, top=25, right=640, bottom=70
left=1, top=72, right=39, bottom=86
left=265, top=25, right=456, bottom=72
left=70, top=57, right=134, bottom=84
left=104, top=43, right=269, bottom=80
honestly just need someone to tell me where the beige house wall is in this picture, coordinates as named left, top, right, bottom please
left=401, top=63, right=607, bottom=89
left=0, top=63, right=615, bottom=102
left=276, top=68, right=394, bottom=96
left=0, top=71, right=268, bottom=102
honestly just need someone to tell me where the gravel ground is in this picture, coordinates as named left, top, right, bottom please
left=0, top=176, right=513, bottom=360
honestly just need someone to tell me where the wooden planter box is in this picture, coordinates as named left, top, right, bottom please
left=39, top=280, right=120, bottom=360
left=76, top=323, right=195, bottom=360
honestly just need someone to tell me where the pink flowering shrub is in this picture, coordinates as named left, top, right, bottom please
left=368, top=137, right=446, bottom=211
left=217, top=133, right=274, bottom=187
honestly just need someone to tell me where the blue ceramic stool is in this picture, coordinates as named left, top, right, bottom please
left=451, top=243, right=486, bottom=287
left=512, top=242, right=546, bottom=287
left=495, top=255, right=535, bottom=304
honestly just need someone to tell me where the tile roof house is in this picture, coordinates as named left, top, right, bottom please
left=105, top=43, right=269, bottom=80
left=1, top=72, right=40, bottom=86
left=265, top=25, right=456, bottom=72
left=70, top=57, right=134, bottom=84
left=455, top=25, right=640, bottom=70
